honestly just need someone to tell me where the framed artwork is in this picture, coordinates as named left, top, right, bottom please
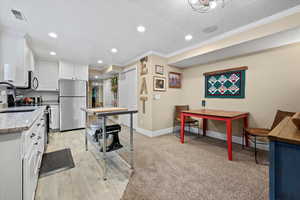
left=155, top=65, right=164, bottom=75
left=204, top=67, right=247, bottom=98
left=168, top=72, right=181, bottom=88
left=153, top=76, right=166, bottom=91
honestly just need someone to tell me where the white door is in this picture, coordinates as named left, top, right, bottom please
left=119, top=66, right=137, bottom=128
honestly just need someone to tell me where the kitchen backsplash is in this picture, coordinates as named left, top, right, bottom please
left=18, top=90, right=59, bottom=102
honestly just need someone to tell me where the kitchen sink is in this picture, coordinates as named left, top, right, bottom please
left=0, top=109, right=36, bottom=113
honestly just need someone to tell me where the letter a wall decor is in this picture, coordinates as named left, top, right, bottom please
left=204, top=66, right=248, bottom=98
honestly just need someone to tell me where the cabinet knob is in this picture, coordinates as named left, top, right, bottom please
left=37, top=123, right=41, bottom=127
left=30, top=133, right=36, bottom=138
left=34, top=142, right=38, bottom=145
left=37, top=136, right=41, bottom=140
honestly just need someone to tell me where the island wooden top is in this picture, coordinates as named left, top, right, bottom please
left=269, top=117, right=300, bottom=145
left=81, top=107, right=128, bottom=114
left=182, top=109, right=249, bottom=118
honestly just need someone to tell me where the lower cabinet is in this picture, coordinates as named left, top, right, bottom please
left=0, top=110, right=45, bottom=200
left=23, top=147, right=39, bottom=200
left=23, top=117, right=45, bottom=200
left=50, top=105, right=60, bottom=130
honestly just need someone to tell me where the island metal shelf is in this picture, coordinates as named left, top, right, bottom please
left=81, top=107, right=138, bottom=180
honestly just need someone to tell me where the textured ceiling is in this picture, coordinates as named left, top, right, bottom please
left=1, top=0, right=300, bottom=68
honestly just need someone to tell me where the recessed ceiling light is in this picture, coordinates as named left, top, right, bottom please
left=97, top=60, right=103, bottom=64
left=95, top=75, right=98, bottom=79
left=185, top=34, right=193, bottom=41
left=137, top=25, right=146, bottom=33
left=49, top=51, right=56, bottom=56
left=190, top=0, right=198, bottom=4
left=48, top=32, right=58, bottom=38
left=111, top=48, right=118, bottom=53
left=210, top=1, right=217, bottom=9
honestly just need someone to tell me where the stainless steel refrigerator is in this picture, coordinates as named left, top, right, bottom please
left=59, top=80, right=86, bottom=131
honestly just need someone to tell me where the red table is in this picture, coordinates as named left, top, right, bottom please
left=180, top=109, right=249, bottom=161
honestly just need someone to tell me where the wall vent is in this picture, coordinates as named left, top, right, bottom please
left=203, top=25, right=218, bottom=34
left=11, top=9, right=26, bottom=21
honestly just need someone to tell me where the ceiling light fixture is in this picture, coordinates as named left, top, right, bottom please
left=190, top=0, right=198, bottom=4
left=185, top=34, right=193, bottom=41
left=49, top=51, right=56, bottom=56
left=137, top=25, right=146, bottom=33
left=97, top=60, right=103, bottom=64
left=48, top=32, right=58, bottom=38
left=111, top=48, right=118, bottom=53
left=188, top=0, right=226, bottom=13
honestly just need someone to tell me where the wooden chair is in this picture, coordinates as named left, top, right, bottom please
left=173, top=105, right=200, bottom=137
left=243, top=110, right=295, bottom=164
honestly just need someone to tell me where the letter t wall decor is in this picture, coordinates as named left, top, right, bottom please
left=203, top=66, right=248, bottom=98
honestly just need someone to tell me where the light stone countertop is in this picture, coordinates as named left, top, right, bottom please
left=0, top=106, right=46, bottom=134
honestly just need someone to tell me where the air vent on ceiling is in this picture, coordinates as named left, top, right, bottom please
left=203, top=25, right=218, bottom=34
left=11, top=9, right=26, bottom=21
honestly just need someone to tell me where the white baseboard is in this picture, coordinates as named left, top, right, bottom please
left=135, top=126, right=269, bottom=151
left=135, top=127, right=174, bottom=137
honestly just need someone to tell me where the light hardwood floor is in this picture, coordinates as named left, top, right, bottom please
left=35, top=130, right=131, bottom=200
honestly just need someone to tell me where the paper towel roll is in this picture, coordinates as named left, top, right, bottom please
left=4, top=64, right=15, bottom=82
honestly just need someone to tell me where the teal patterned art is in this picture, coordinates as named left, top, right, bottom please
left=205, top=69, right=246, bottom=98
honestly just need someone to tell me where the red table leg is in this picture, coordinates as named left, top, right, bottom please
left=243, top=115, right=249, bottom=147
left=180, top=113, right=186, bottom=144
left=203, top=118, right=207, bottom=136
left=226, top=119, right=233, bottom=161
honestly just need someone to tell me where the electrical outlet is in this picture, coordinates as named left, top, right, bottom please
left=201, top=100, right=206, bottom=108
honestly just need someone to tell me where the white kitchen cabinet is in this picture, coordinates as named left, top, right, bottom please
left=74, top=64, right=88, bottom=81
left=0, top=31, right=35, bottom=87
left=59, top=61, right=88, bottom=81
left=59, top=61, right=74, bottom=80
left=50, top=105, right=60, bottom=130
left=0, top=109, right=45, bottom=200
left=35, top=61, right=59, bottom=91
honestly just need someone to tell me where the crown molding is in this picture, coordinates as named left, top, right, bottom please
left=165, top=5, right=300, bottom=59
left=119, top=5, right=300, bottom=67
left=121, top=50, right=168, bottom=66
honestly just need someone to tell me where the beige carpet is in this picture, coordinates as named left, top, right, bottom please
left=119, top=131, right=268, bottom=200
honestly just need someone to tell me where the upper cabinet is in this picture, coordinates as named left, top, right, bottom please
left=35, top=61, right=59, bottom=91
left=59, top=61, right=88, bottom=81
left=0, top=31, right=35, bottom=87
left=74, top=64, right=89, bottom=81
left=59, top=61, right=74, bottom=80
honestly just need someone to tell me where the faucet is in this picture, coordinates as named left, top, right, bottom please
left=0, top=82, right=17, bottom=103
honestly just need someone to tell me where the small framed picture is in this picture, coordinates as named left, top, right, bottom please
left=155, top=65, right=164, bottom=75
left=153, top=76, right=166, bottom=91
left=169, top=72, right=181, bottom=88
